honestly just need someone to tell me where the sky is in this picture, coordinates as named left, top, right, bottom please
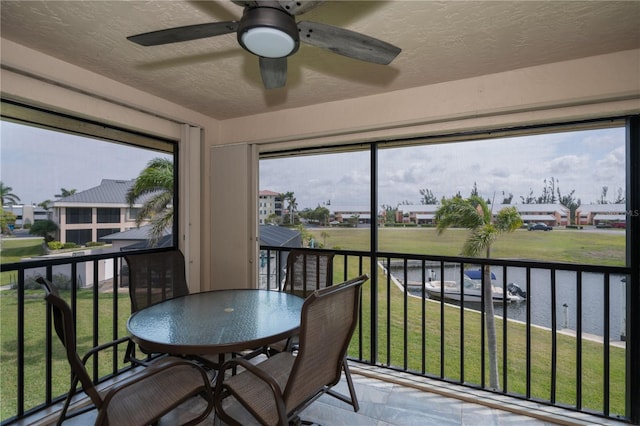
left=1, top=120, right=625, bottom=210
left=1, top=121, right=169, bottom=205
left=260, top=126, right=626, bottom=210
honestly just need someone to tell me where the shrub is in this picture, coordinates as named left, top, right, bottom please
left=47, top=241, right=63, bottom=250
left=62, top=242, right=78, bottom=249
left=85, top=241, right=105, bottom=247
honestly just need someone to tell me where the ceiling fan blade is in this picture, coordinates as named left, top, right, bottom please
left=259, top=57, right=287, bottom=89
left=127, top=22, right=239, bottom=46
left=278, top=0, right=325, bottom=15
left=297, top=21, right=401, bottom=65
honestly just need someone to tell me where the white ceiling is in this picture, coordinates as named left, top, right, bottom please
left=1, top=1, right=639, bottom=120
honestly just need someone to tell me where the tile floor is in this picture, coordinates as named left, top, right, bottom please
left=28, top=361, right=628, bottom=426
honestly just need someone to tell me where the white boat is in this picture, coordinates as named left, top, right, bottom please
left=423, top=270, right=526, bottom=303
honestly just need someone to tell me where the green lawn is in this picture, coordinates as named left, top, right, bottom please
left=312, top=227, right=626, bottom=266
left=318, top=228, right=627, bottom=416
left=0, top=288, right=132, bottom=419
left=0, top=238, right=46, bottom=286
left=337, top=259, right=626, bottom=417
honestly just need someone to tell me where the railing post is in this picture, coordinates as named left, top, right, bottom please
left=626, top=115, right=640, bottom=424
left=369, top=142, right=378, bottom=365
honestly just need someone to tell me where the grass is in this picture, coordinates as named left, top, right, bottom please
left=0, top=228, right=628, bottom=420
left=0, top=288, right=132, bottom=420
left=318, top=228, right=627, bottom=417
left=338, top=260, right=626, bottom=416
left=0, top=238, right=46, bottom=286
left=312, top=227, right=626, bottom=266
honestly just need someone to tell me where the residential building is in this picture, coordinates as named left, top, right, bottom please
left=576, top=203, right=627, bottom=225
left=508, top=203, right=569, bottom=226
left=396, top=203, right=569, bottom=226
left=2, top=204, right=49, bottom=228
left=258, top=190, right=283, bottom=224
left=50, top=179, right=150, bottom=245
left=329, top=205, right=374, bottom=225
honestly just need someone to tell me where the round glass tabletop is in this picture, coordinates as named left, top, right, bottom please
left=127, top=289, right=304, bottom=354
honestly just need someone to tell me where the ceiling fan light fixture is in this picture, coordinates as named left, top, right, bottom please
left=241, top=27, right=295, bottom=58
left=238, top=6, right=299, bottom=58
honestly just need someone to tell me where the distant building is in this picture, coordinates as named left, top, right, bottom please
left=395, top=204, right=436, bottom=225
left=51, top=179, right=152, bottom=245
left=396, top=203, right=569, bottom=226
left=259, top=190, right=283, bottom=225
left=508, top=203, right=569, bottom=226
left=2, top=204, right=50, bottom=228
left=575, top=204, right=626, bottom=225
left=329, top=206, right=374, bottom=225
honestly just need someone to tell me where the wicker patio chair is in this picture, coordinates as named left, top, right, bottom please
left=123, top=250, right=189, bottom=366
left=269, top=249, right=358, bottom=409
left=123, top=250, right=221, bottom=369
left=269, top=249, right=335, bottom=353
left=125, top=249, right=190, bottom=313
left=213, top=274, right=368, bottom=426
left=282, top=249, right=335, bottom=297
left=37, top=277, right=214, bottom=426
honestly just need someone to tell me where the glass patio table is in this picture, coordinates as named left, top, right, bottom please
left=127, top=289, right=304, bottom=356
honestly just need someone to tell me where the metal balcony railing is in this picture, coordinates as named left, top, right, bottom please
left=0, top=247, right=636, bottom=424
left=260, top=246, right=635, bottom=424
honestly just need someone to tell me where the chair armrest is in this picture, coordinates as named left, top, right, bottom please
left=80, top=336, right=131, bottom=366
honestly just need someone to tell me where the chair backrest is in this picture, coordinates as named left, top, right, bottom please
left=36, top=277, right=104, bottom=409
left=283, top=250, right=335, bottom=296
left=124, top=250, right=189, bottom=313
left=283, top=274, right=368, bottom=411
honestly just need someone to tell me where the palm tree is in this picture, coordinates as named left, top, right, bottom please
left=126, top=157, right=174, bottom=246
left=288, top=196, right=297, bottom=225
left=0, top=182, right=21, bottom=205
left=280, top=191, right=295, bottom=224
left=55, top=188, right=77, bottom=198
left=38, top=200, right=52, bottom=210
left=435, top=195, right=522, bottom=389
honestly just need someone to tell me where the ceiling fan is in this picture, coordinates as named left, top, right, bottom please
left=127, top=0, right=401, bottom=89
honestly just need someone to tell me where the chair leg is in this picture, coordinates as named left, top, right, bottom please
left=57, top=376, right=97, bottom=425
left=325, top=356, right=359, bottom=412
left=342, top=360, right=360, bottom=412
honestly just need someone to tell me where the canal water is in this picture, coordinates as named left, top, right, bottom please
left=392, top=264, right=626, bottom=341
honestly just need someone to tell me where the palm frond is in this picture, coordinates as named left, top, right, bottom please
left=495, top=206, right=523, bottom=232
left=134, top=192, right=173, bottom=227
left=435, top=197, right=484, bottom=234
left=126, top=158, right=173, bottom=205
left=462, top=225, right=497, bottom=257
left=148, top=212, right=173, bottom=247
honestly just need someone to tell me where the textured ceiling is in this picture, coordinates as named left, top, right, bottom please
left=1, top=1, right=639, bottom=120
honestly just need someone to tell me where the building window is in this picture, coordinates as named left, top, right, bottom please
left=127, top=208, right=141, bottom=221
left=97, top=208, right=120, bottom=224
left=66, top=208, right=92, bottom=224
left=66, top=229, right=92, bottom=245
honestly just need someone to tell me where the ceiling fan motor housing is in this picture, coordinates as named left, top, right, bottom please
left=238, top=6, right=300, bottom=58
